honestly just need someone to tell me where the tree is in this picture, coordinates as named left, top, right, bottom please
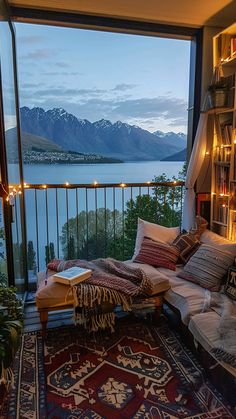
left=27, top=241, right=36, bottom=271
left=60, top=208, right=123, bottom=260
left=45, top=242, right=55, bottom=265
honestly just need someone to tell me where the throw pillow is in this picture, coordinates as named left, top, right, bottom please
left=200, top=229, right=236, bottom=255
left=134, top=236, right=180, bottom=271
left=172, top=231, right=200, bottom=264
left=133, top=218, right=180, bottom=260
left=189, top=215, right=208, bottom=239
left=177, top=244, right=235, bottom=291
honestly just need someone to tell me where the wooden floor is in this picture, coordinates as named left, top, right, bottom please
left=24, top=302, right=74, bottom=333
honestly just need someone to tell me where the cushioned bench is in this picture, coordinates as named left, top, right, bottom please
left=36, top=262, right=171, bottom=337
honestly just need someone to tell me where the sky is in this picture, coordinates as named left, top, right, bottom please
left=15, top=23, right=190, bottom=134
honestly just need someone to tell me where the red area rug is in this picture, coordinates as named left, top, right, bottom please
left=5, top=318, right=234, bottom=418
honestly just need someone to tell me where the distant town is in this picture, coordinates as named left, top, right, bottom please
left=23, top=150, right=123, bottom=164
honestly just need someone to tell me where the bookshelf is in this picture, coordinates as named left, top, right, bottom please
left=210, top=24, right=236, bottom=239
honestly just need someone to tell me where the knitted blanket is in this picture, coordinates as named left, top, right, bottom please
left=48, top=258, right=154, bottom=331
left=203, top=291, right=236, bottom=367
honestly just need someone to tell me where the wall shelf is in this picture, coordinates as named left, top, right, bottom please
left=211, top=24, right=236, bottom=238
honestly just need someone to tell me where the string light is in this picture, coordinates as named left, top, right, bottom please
left=65, top=182, right=70, bottom=186
left=93, top=181, right=98, bottom=186
left=42, top=184, right=47, bottom=189
left=205, top=151, right=210, bottom=155
left=120, top=183, right=126, bottom=188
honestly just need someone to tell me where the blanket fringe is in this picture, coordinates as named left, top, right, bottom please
left=74, top=311, right=116, bottom=332
left=210, top=348, right=236, bottom=368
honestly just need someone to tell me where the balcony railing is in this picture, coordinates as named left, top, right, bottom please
left=12, top=181, right=184, bottom=287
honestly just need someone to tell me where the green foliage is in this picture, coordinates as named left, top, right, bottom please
left=45, top=242, right=56, bottom=265
left=60, top=208, right=123, bottom=260
left=0, top=287, right=23, bottom=321
left=27, top=240, right=36, bottom=270
left=0, top=288, right=23, bottom=387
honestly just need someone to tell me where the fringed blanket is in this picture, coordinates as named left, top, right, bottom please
left=48, top=258, right=154, bottom=332
left=203, top=291, right=236, bottom=367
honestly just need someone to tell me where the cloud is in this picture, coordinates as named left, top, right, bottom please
left=44, top=71, right=83, bottom=76
left=17, top=35, right=45, bottom=44
left=111, top=83, right=137, bottom=91
left=21, top=48, right=53, bottom=60
left=54, top=62, right=70, bottom=68
left=21, top=82, right=42, bottom=89
left=21, top=87, right=107, bottom=100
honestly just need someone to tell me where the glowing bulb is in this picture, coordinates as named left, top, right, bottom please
left=222, top=204, right=226, bottom=207
left=120, top=183, right=126, bottom=188
left=147, top=181, right=151, bottom=185
left=220, top=193, right=224, bottom=196
left=18, top=191, right=22, bottom=195
left=42, top=184, right=47, bottom=189
left=93, top=181, right=98, bottom=186
left=173, top=180, right=177, bottom=184
left=65, top=182, right=70, bottom=186
left=234, top=139, right=236, bottom=144
left=205, top=151, right=210, bottom=155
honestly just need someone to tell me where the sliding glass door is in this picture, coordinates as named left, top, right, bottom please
left=0, top=0, right=27, bottom=291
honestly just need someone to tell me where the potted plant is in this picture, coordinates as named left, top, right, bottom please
left=207, top=78, right=231, bottom=109
left=0, top=287, right=23, bottom=409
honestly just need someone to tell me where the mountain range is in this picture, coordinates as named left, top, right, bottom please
left=20, top=107, right=186, bottom=161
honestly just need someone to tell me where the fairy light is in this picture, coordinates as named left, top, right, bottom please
left=120, top=182, right=126, bottom=188
left=42, top=184, right=47, bottom=189
left=205, top=151, right=210, bottom=156
left=147, top=181, right=151, bottom=185
left=93, top=181, right=98, bottom=186
left=65, top=182, right=70, bottom=186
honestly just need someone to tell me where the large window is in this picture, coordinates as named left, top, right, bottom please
left=16, top=24, right=190, bottom=185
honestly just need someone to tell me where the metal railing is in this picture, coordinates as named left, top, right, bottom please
left=16, top=181, right=184, bottom=280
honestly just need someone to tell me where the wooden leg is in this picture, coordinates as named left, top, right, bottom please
left=39, top=310, right=48, bottom=339
left=153, top=296, right=163, bottom=324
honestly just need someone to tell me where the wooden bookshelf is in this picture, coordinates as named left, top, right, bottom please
left=211, top=24, right=236, bottom=239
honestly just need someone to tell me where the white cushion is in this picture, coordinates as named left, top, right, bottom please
left=164, top=271, right=208, bottom=325
left=189, top=312, right=236, bottom=377
left=133, top=218, right=180, bottom=259
left=200, top=229, right=236, bottom=255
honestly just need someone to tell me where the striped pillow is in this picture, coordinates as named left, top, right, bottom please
left=177, top=244, right=235, bottom=291
left=134, top=237, right=180, bottom=271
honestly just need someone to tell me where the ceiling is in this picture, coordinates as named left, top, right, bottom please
left=8, top=0, right=236, bottom=28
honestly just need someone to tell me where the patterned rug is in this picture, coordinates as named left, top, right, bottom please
left=5, top=318, right=235, bottom=418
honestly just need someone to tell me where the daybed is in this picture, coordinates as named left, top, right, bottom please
left=36, top=219, right=236, bottom=406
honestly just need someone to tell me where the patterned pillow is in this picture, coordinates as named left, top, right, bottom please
left=134, top=237, right=180, bottom=271
left=177, top=244, right=235, bottom=291
left=173, top=231, right=200, bottom=264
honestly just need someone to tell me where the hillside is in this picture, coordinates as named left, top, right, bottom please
left=22, top=132, right=62, bottom=152
left=20, top=107, right=187, bottom=161
left=5, top=129, right=122, bottom=164
left=161, top=148, right=186, bottom=161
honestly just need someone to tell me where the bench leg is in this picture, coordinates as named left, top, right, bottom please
left=39, top=311, right=48, bottom=339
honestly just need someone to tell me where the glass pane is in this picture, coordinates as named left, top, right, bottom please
left=0, top=5, right=26, bottom=291
left=0, top=197, right=8, bottom=286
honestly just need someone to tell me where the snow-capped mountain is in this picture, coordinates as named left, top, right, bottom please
left=20, top=107, right=187, bottom=161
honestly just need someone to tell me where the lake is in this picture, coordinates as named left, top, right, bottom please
left=23, top=160, right=185, bottom=184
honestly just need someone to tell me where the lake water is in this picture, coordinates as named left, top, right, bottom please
left=23, top=160, right=184, bottom=184
left=10, top=161, right=185, bottom=272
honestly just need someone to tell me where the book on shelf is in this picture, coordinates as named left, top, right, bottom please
left=51, top=266, right=92, bottom=285
left=215, top=165, right=229, bottom=195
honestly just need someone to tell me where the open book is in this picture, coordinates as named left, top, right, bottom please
left=51, top=267, right=92, bottom=286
